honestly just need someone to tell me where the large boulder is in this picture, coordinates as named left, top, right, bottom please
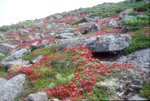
left=0, top=59, right=30, bottom=69
left=0, top=74, right=26, bottom=101
left=25, top=92, right=48, bottom=101
left=119, top=9, right=134, bottom=19
left=0, top=43, right=16, bottom=55
left=1, top=48, right=30, bottom=62
left=57, top=34, right=131, bottom=52
left=117, top=48, right=150, bottom=71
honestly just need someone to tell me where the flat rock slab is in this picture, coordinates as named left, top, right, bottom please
left=57, top=34, right=131, bottom=52
left=0, top=74, right=25, bottom=101
left=0, top=43, right=16, bottom=55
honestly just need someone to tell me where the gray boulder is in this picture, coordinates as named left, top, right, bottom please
left=25, top=92, right=48, bottom=101
left=0, top=43, right=16, bottom=55
left=117, top=48, right=150, bottom=71
left=78, top=23, right=100, bottom=34
left=19, top=29, right=29, bottom=34
left=2, top=48, right=29, bottom=61
left=57, top=34, right=131, bottom=52
left=32, top=55, right=43, bottom=63
left=0, top=74, right=26, bottom=101
left=56, top=31, right=82, bottom=39
left=54, top=15, right=63, bottom=19
left=0, top=59, right=30, bottom=69
left=42, top=40, right=49, bottom=45
left=119, top=9, right=134, bottom=19
left=106, top=19, right=117, bottom=26
left=56, top=33, right=75, bottom=39
left=54, top=28, right=75, bottom=34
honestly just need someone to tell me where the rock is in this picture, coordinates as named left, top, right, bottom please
left=128, top=94, right=148, bottom=100
left=0, top=53, right=5, bottom=56
left=42, top=40, right=49, bottom=45
left=25, top=92, right=48, bottom=101
left=0, top=59, right=30, bottom=69
left=74, top=31, right=82, bottom=36
left=57, top=34, right=131, bottom=52
left=117, top=48, right=150, bottom=70
left=54, top=15, right=63, bottom=19
left=0, top=78, right=7, bottom=85
left=56, top=33, right=75, bottom=39
left=0, top=74, right=26, bottom=101
left=0, top=43, right=16, bottom=55
left=46, top=24, right=56, bottom=29
left=55, top=28, right=75, bottom=34
left=19, top=29, right=29, bottom=34
left=106, top=19, right=117, bottom=26
left=79, top=23, right=100, bottom=34
left=32, top=55, right=43, bottom=63
left=2, top=48, right=29, bottom=61
left=32, top=41, right=39, bottom=47
left=35, top=33, right=42, bottom=39
left=90, top=23, right=100, bottom=32
left=119, top=9, right=134, bottom=19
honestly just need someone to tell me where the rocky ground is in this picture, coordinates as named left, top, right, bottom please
left=0, top=0, right=150, bottom=101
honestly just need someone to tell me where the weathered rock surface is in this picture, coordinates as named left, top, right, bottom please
left=79, top=23, right=100, bottom=34
left=0, top=74, right=26, bottom=101
left=32, top=55, right=43, bottom=63
left=106, top=19, right=117, bottom=26
left=25, top=92, right=48, bottom=101
left=0, top=59, right=30, bottom=69
left=0, top=43, right=16, bottom=55
left=56, top=32, right=82, bottom=39
left=2, top=48, right=30, bottom=61
left=54, top=28, right=75, bottom=34
left=57, top=34, right=131, bottom=52
left=117, top=48, right=150, bottom=71
left=119, top=9, right=134, bottom=19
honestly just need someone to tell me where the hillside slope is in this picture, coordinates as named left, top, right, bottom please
left=0, top=0, right=150, bottom=100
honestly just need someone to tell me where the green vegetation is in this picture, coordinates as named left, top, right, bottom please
left=123, top=29, right=150, bottom=55
left=71, top=18, right=84, bottom=25
left=0, top=20, right=37, bottom=32
left=134, top=3, right=150, bottom=12
left=128, top=11, right=137, bottom=16
left=22, top=45, right=59, bottom=61
left=140, top=82, right=150, bottom=99
left=0, top=66, right=7, bottom=78
left=121, top=16, right=149, bottom=31
left=102, top=25, right=113, bottom=30
left=0, top=55, right=6, bottom=61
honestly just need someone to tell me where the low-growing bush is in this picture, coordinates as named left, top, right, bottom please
left=121, top=16, right=149, bottom=31
left=140, top=82, right=150, bottom=99
left=123, top=29, right=150, bottom=54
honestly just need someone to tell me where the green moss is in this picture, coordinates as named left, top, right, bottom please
left=123, top=29, right=150, bottom=55
left=0, top=55, right=6, bottom=61
left=140, top=82, right=150, bottom=99
left=71, top=18, right=84, bottom=25
left=0, top=66, right=7, bottom=78
left=22, top=45, right=59, bottom=61
left=102, top=25, right=113, bottom=30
